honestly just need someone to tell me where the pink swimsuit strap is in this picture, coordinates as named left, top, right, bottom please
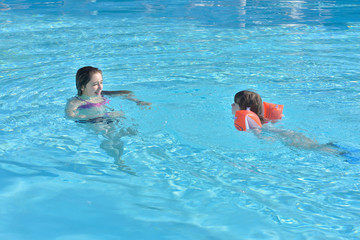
left=77, top=97, right=109, bottom=109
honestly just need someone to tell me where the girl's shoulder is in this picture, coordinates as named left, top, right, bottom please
left=67, top=96, right=82, bottom=107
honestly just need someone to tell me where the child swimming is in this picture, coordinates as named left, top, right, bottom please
left=66, top=66, right=151, bottom=121
left=232, top=90, right=344, bottom=153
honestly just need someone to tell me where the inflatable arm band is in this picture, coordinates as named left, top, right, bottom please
left=234, top=102, right=284, bottom=131
left=263, top=102, right=284, bottom=120
left=234, top=110, right=262, bottom=131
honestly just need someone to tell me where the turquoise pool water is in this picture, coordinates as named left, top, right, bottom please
left=1, top=0, right=360, bottom=239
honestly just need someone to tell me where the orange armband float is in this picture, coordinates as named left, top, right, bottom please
left=234, top=102, right=284, bottom=131
left=263, top=101, right=284, bottom=120
left=234, top=108, right=262, bottom=131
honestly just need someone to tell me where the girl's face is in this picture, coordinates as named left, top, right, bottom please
left=81, top=72, right=103, bottom=97
left=232, top=102, right=240, bottom=115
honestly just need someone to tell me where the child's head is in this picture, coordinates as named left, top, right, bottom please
left=233, top=90, right=265, bottom=123
left=76, top=66, right=103, bottom=96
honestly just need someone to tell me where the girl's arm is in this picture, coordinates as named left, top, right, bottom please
left=125, top=94, right=152, bottom=106
left=102, top=90, right=151, bottom=106
left=101, top=90, right=133, bottom=96
left=65, top=98, right=85, bottom=119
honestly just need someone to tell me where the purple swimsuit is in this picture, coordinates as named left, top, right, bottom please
left=77, top=97, right=109, bottom=109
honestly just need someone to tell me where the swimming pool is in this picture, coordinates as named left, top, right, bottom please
left=1, top=0, right=360, bottom=239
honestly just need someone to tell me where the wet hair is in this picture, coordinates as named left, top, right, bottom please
left=234, top=90, right=265, bottom=123
left=76, top=66, right=102, bottom=96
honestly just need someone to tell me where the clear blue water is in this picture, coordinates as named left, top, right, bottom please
left=1, top=0, right=360, bottom=239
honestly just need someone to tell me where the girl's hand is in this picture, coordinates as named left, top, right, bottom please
left=136, top=101, right=152, bottom=109
left=136, top=100, right=151, bottom=106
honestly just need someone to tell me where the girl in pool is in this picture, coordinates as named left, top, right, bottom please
left=232, top=90, right=341, bottom=152
left=65, top=66, right=151, bottom=173
left=66, top=66, right=151, bottom=121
